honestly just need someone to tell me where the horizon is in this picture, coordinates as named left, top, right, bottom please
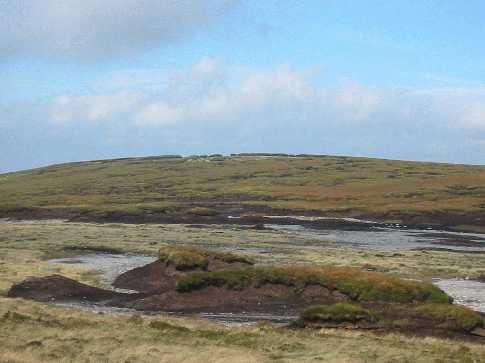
left=3, top=1, right=485, bottom=172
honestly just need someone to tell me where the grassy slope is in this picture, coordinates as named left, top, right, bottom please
left=1, top=154, right=485, bottom=227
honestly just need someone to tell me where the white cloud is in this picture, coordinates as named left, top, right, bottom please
left=43, top=58, right=485, bottom=134
left=0, top=1, right=237, bottom=61
left=50, top=91, right=144, bottom=124
left=460, top=103, right=485, bottom=129
left=330, top=82, right=383, bottom=121
left=241, top=66, right=314, bottom=104
left=134, top=102, right=183, bottom=127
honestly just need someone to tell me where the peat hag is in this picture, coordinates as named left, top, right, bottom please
left=7, top=246, right=485, bottom=340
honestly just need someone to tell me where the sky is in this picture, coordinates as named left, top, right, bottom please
left=2, top=0, right=485, bottom=172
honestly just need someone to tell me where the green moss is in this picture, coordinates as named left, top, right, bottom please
left=301, top=303, right=377, bottom=323
left=158, top=246, right=253, bottom=270
left=415, top=303, right=484, bottom=332
left=176, top=266, right=451, bottom=303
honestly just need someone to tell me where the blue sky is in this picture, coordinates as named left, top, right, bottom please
left=2, top=0, right=485, bottom=172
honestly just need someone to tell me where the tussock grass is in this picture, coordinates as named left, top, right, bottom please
left=415, top=303, right=484, bottom=332
left=159, top=246, right=210, bottom=270
left=158, top=246, right=254, bottom=270
left=176, top=266, right=451, bottom=303
left=301, top=303, right=377, bottom=323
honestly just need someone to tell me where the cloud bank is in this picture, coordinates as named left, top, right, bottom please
left=46, top=57, right=485, bottom=132
left=0, top=0, right=237, bottom=61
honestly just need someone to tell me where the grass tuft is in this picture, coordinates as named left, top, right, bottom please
left=158, top=246, right=253, bottom=270
left=159, top=246, right=209, bottom=270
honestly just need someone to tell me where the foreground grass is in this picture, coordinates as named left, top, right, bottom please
left=1, top=221, right=485, bottom=362
left=2, top=154, right=485, bottom=227
left=1, top=298, right=485, bottom=363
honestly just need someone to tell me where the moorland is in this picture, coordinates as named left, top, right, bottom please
left=1, top=154, right=485, bottom=362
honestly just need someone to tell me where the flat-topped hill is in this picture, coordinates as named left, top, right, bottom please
left=2, top=154, right=485, bottom=230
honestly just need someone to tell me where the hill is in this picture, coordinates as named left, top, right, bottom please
left=1, top=154, right=485, bottom=231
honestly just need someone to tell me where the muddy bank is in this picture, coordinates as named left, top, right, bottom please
left=122, top=284, right=347, bottom=314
